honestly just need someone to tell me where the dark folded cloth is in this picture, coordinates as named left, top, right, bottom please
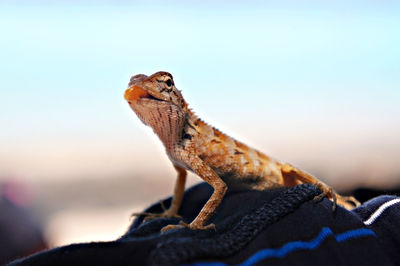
left=8, top=183, right=400, bottom=266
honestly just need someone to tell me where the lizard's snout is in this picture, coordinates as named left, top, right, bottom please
left=124, top=85, right=150, bottom=102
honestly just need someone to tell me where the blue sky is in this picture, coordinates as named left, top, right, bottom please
left=1, top=1, right=399, bottom=185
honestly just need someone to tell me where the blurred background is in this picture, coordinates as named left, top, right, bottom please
left=1, top=0, right=399, bottom=263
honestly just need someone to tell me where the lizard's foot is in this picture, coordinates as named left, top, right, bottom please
left=337, top=195, right=361, bottom=209
left=131, top=201, right=182, bottom=221
left=350, top=196, right=360, bottom=206
left=312, top=183, right=360, bottom=211
left=161, top=221, right=216, bottom=233
left=312, top=183, right=337, bottom=211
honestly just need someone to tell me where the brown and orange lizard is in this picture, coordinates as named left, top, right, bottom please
left=124, top=71, right=360, bottom=232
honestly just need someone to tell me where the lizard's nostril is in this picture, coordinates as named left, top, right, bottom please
left=129, top=74, right=147, bottom=87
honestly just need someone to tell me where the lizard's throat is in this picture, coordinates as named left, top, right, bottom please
left=133, top=104, right=186, bottom=150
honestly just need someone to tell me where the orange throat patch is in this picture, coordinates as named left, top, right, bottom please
left=124, top=85, right=151, bottom=102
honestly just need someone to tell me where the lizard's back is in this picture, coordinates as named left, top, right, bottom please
left=188, top=117, right=285, bottom=190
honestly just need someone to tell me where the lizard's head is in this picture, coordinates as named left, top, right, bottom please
left=125, top=71, right=186, bottom=109
left=124, top=71, right=188, bottom=127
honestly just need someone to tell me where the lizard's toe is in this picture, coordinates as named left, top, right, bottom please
left=312, top=184, right=337, bottom=211
left=343, top=195, right=361, bottom=207
left=131, top=211, right=160, bottom=221
left=132, top=210, right=181, bottom=221
left=190, top=223, right=216, bottom=231
left=161, top=223, right=185, bottom=233
left=183, top=221, right=216, bottom=231
left=161, top=221, right=216, bottom=233
left=313, top=191, right=327, bottom=203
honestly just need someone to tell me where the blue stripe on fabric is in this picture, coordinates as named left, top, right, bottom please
left=335, top=228, right=375, bottom=242
left=185, top=227, right=376, bottom=266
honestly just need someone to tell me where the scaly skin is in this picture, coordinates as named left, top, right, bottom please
left=124, top=71, right=360, bottom=232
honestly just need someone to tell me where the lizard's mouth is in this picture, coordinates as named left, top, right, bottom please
left=124, top=85, right=164, bottom=103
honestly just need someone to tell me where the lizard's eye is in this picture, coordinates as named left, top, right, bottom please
left=165, top=79, right=173, bottom=87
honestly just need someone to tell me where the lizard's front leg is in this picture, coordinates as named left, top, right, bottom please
left=165, top=165, right=187, bottom=217
left=162, top=156, right=227, bottom=232
left=132, top=165, right=186, bottom=220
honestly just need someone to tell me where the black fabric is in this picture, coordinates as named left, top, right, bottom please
left=8, top=183, right=399, bottom=266
left=352, top=186, right=400, bottom=203
left=352, top=195, right=400, bottom=264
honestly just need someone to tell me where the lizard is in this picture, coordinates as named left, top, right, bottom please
left=124, top=71, right=360, bottom=232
